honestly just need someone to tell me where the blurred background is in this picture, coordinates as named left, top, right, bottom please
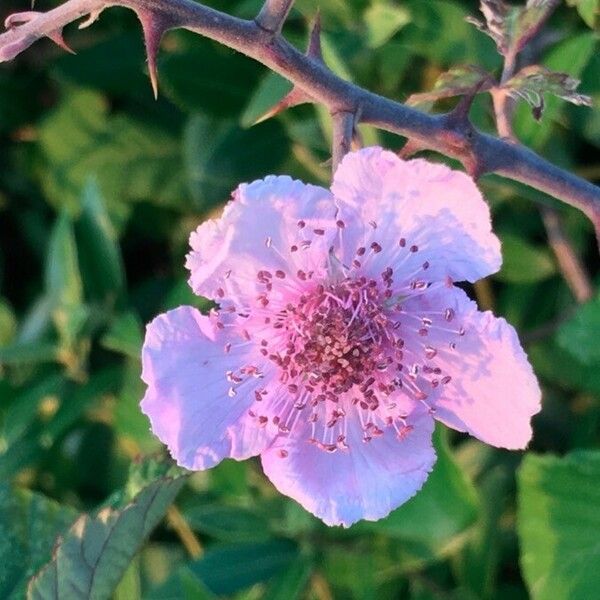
left=0, top=0, right=599, bottom=598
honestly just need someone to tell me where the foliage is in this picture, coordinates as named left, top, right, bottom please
left=0, top=0, right=598, bottom=598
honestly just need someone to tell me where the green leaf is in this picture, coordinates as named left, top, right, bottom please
left=240, top=72, right=293, bottom=128
left=504, top=65, right=592, bottom=121
left=364, top=1, right=411, bottom=49
left=513, top=33, right=597, bottom=148
left=0, top=486, right=77, bottom=599
left=180, top=503, right=271, bottom=542
left=467, top=0, right=558, bottom=58
left=186, top=540, right=300, bottom=596
left=45, top=210, right=83, bottom=310
left=496, top=234, right=556, bottom=283
left=183, top=115, right=289, bottom=208
left=38, top=89, right=187, bottom=214
left=406, top=65, right=494, bottom=106
left=361, top=427, right=478, bottom=547
left=160, top=35, right=263, bottom=117
left=567, top=0, right=600, bottom=28
left=264, top=556, right=312, bottom=600
left=517, top=451, right=600, bottom=600
left=556, top=292, right=600, bottom=365
left=101, top=312, right=143, bottom=360
left=75, top=179, right=125, bottom=304
left=0, top=298, right=17, bottom=346
left=28, top=470, right=187, bottom=599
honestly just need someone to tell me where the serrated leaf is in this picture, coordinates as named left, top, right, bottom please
left=513, top=32, right=597, bottom=148
left=468, top=0, right=559, bottom=58
left=517, top=451, right=600, bottom=600
left=28, top=471, right=187, bottom=600
left=497, top=234, right=556, bottom=283
left=504, top=65, right=592, bottom=120
left=407, top=65, right=493, bottom=106
left=0, top=486, right=78, bottom=599
left=555, top=292, right=600, bottom=365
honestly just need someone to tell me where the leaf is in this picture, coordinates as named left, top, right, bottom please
left=45, top=210, right=83, bottom=310
left=496, top=234, right=556, bottom=283
left=555, top=292, right=600, bottom=365
left=0, top=486, right=77, bottom=599
left=28, top=470, right=187, bottom=599
left=240, top=72, right=293, bottom=128
left=183, top=115, right=289, bottom=208
left=504, top=65, right=592, bottom=120
left=160, top=34, right=263, bottom=117
left=567, top=0, right=600, bottom=28
left=0, top=298, right=17, bottom=346
left=468, top=0, right=559, bottom=58
left=513, top=32, right=597, bottom=148
left=101, top=312, right=143, bottom=359
left=360, top=426, right=478, bottom=547
left=75, top=179, right=126, bottom=305
left=187, top=540, right=300, bottom=596
left=38, top=89, right=187, bottom=214
left=180, top=503, right=271, bottom=542
left=364, top=1, right=411, bottom=49
left=406, top=65, right=494, bottom=106
left=264, top=556, right=312, bottom=600
left=517, top=451, right=600, bottom=600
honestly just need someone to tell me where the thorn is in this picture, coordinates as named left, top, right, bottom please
left=48, top=30, right=75, bottom=54
left=306, top=11, right=323, bottom=62
left=136, top=9, right=172, bottom=99
left=5, top=12, right=75, bottom=55
left=252, top=87, right=312, bottom=125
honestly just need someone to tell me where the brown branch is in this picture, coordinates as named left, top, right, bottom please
left=541, top=207, right=594, bottom=303
left=1, top=0, right=599, bottom=240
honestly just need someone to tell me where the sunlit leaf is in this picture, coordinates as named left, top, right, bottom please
left=28, top=469, right=187, bottom=599
left=504, top=65, right=592, bottom=120
left=518, top=451, right=600, bottom=600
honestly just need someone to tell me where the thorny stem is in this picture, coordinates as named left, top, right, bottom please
left=490, top=16, right=594, bottom=302
left=255, top=0, right=295, bottom=35
left=331, top=110, right=354, bottom=174
left=1, top=0, right=599, bottom=242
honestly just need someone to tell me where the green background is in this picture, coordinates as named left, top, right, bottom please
left=0, top=0, right=599, bottom=597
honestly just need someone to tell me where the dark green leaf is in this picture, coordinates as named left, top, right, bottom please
left=517, top=451, right=600, bottom=600
left=0, top=486, right=77, bottom=599
left=497, top=234, right=556, bottom=283
left=28, top=471, right=187, bottom=599
left=556, top=292, right=600, bottom=365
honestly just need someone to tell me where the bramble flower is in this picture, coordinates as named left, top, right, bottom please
left=141, top=147, right=541, bottom=527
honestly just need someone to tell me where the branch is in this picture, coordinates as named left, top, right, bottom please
left=331, top=110, right=354, bottom=173
left=1, top=0, right=599, bottom=240
left=255, top=0, right=295, bottom=35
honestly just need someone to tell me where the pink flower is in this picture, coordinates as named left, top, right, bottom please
left=141, top=147, right=541, bottom=527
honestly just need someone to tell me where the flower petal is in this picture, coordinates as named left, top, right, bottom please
left=186, top=176, right=336, bottom=308
left=332, top=147, right=501, bottom=283
left=429, top=288, right=541, bottom=449
left=260, top=407, right=436, bottom=527
left=141, top=306, right=278, bottom=469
